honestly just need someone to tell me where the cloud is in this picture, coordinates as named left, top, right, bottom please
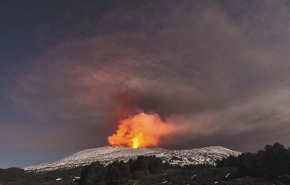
left=10, top=0, right=290, bottom=151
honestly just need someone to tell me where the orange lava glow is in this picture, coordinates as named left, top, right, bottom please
left=108, top=113, right=174, bottom=148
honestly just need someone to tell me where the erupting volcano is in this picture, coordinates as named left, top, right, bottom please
left=108, top=113, right=174, bottom=148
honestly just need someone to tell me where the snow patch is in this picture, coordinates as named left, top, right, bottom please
left=23, top=146, right=241, bottom=172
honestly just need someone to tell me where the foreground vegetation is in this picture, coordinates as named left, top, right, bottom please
left=80, top=156, right=169, bottom=185
left=217, top=142, right=290, bottom=183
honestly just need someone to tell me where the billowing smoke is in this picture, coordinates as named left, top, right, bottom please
left=10, top=0, right=290, bottom=151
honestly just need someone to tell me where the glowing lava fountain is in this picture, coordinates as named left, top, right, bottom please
left=108, top=113, right=174, bottom=148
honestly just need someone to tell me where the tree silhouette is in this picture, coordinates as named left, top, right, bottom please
left=80, top=161, right=105, bottom=185
left=217, top=142, right=290, bottom=179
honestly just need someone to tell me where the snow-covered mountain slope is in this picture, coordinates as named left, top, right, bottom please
left=23, top=146, right=241, bottom=172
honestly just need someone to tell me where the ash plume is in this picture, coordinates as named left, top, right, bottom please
left=10, top=0, right=290, bottom=151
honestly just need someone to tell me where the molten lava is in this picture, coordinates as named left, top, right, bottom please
left=108, top=113, right=174, bottom=148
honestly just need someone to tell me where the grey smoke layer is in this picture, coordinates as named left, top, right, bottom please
left=10, top=0, right=290, bottom=152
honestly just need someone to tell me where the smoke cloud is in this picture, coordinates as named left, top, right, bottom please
left=10, top=0, right=290, bottom=152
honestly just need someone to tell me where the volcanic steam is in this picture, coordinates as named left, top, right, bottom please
left=108, top=113, right=175, bottom=148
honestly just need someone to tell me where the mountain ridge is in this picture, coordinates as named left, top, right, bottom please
left=23, top=146, right=241, bottom=172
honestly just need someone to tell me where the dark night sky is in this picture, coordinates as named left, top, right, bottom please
left=2, top=0, right=290, bottom=168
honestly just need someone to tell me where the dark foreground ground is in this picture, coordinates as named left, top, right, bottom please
left=138, top=166, right=273, bottom=185
left=0, top=165, right=284, bottom=185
